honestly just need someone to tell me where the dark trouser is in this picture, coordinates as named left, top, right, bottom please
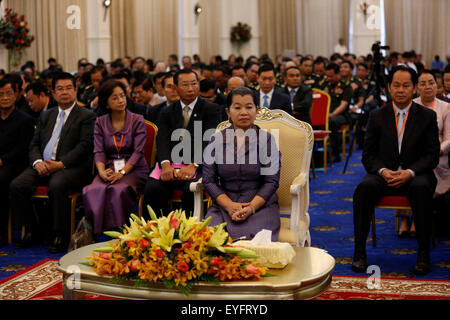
left=0, top=165, right=24, bottom=236
left=10, top=167, right=87, bottom=238
left=353, top=173, right=436, bottom=252
left=329, top=113, right=350, bottom=157
left=143, top=175, right=201, bottom=218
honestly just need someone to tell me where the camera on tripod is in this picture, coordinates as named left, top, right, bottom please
left=371, top=41, right=390, bottom=54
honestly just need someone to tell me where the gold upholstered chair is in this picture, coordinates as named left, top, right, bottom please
left=191, top=107, right=314, bottom=247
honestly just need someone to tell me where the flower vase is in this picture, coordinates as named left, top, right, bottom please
left=237, top=42, right=242, bottom=56
left=8, top=49, right=22, bottom=71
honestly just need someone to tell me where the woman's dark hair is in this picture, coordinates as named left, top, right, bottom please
left=418, top=69, right=437, bottom=82
left=226, top=87, right=258, bottom=108
left=97, top=80, right=128, bottom=116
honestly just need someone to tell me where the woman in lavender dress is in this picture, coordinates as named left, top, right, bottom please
left=83, top=80, right=148, bottom=234
left=203, top=87, right=281, bottom=241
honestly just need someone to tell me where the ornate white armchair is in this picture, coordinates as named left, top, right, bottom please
left=191, top=108, right=314, bottom=247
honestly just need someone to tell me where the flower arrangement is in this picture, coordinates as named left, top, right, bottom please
left=0, top=8, right=34, bottom=70
left=230, top=22, right=252, bottom=44
left=83, top=207, right=269, bottom=295
left=230, top=22, right=251, bottom=55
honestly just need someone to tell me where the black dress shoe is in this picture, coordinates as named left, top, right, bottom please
left=398, top=230, right=410, bottom=238
left=14, top=233, right=36, bottom=249
left=413, top=250, right=431, bottom=275
left=351, top=248, right=368, bottom=273
left=332, top=155, right=341, bottom=163
left=409, top=231, right=417, bottom=238
left=0, top=234, right=7, bottom=248
left=49, top=237, right=68, bottom=254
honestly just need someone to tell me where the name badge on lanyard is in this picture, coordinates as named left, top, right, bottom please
left=113, top=134, right=125, bottom=173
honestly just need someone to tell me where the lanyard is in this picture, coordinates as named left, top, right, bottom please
left=113, top=134, right=124, bottom=154
left=393, top=102, right=411, bottom=139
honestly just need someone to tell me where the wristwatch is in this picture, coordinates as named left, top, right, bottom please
left=119, top=169, right=126, bottom=175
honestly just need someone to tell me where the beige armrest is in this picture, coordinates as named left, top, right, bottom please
left=290, top=173, right=307, bottom=195
left=189, top=178, right=203, bottom=192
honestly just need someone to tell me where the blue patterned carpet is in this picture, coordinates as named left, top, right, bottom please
left=1, top=149, right=449, bottom=282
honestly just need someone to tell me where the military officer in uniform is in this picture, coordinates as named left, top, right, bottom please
left=300, top=57, right=325, bottom=90
left=322, top=63, right=354, bottom=163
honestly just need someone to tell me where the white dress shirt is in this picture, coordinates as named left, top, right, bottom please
left=33, top=103, right=76, bottom=167
left=259, top=89, right=274, bottom=107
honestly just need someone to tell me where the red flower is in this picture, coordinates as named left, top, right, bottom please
left=139, top=239, right=150, bottom=249
left=210, top=257, right=222, bottom=266
left=127, top=241, right=137, bottom=248
left=183, top=242, right=192, bottom=249
left=99, top=252, right=112, bottom=260
left=245, top=264, right=260, bottom=275
left=20, top=14, right=25, bottom=20
left=130, top=259, right=141, bottom=272
left=170, top=217, right=179, bottom=230
left=178, top=261, right=189, bottom=272
left=155, top=249, right=165, bottom=258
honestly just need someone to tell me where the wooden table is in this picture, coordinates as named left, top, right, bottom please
left=57, top=242, right=335, bottom=300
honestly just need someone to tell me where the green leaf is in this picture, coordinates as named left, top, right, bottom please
left=261, top=272, right=277, bottom=277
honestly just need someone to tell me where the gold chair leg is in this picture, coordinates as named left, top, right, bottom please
left=323, top=139, right=327, bottom=173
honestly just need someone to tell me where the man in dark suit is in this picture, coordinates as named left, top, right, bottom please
left=0, top=78, right=35, bottom=247
left=25, top=81, right=58, bottom=125
left=254, top=64, right=292, bottom=114
left=199, top=78, right=227, bottom=122
left=147, top=72, right=180, bottom=127
left=283, top=66, right=313, bottom=124
left=10, top=72, right=96, bottom=253
left=352, top=66, right=440, bottom=275
left=143, top=69, right=220, bottom=217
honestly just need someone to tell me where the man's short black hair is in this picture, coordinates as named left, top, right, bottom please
left=173, top=68, right=199, bottom=86
left=258, top=64, right=276, bottom=76
left=111, top=59, right=124, bottom=69
left=356, top=62, right=369, bottom=70
left=52, top=72, right=76, bottom=90
left=244, top=61, right=259, bottom=72
left=325, top=63, right=340, bottom=74
left=153, top=72, right=167, bottom=84
left=388, top=65, right=418, bottom=86
left=300, top=57, right=313, bottom=65
left=25, top=81, right=49, bottom=96
left=133, top=78, right=154, bottom=91
left=161, top=72, right=175, bottom=88
left=2, top=73, right=23, bottom=91
left=111, top=72, right=131, bottom=85
left=231, top=65, right=245, bottom=73
left=199, top=78, right=217, bottom=92
left=48, top=57, right=57, bottom=64
left=444, top=64, right=450, bottom=75
left=341, top=59, right=354, bottom=70
left=0, top=77, right=17, bottom=92
left=91, top=65, right=108, bottom=78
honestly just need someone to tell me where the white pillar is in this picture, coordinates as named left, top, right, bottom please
left=349, top=0, right=381, bottom=56
left=0, top=0, right=9, bottom=71
left=178, top=0, right=200, bottom=60
left=85, top=0, right=111, bottom=63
